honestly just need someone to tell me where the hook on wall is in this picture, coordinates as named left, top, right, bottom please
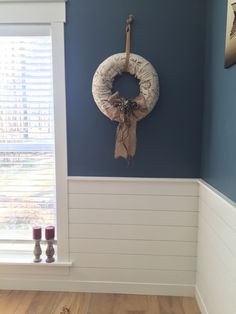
left=126, top=15, right=134, bottom=27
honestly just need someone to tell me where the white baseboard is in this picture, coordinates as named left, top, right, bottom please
left=0, top=278, right=195, bottom=296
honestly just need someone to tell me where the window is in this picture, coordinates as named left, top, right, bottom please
left=0, top=1, right=68, bottom=261
left=0, top=28, right=56, bottom=240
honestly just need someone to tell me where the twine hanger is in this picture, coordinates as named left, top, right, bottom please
left=124, top=14, right=134, bottom=72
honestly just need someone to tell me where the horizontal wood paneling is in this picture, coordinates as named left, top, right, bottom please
left=69, top=209, right=198, bottom=226
left=198, top=216, right=236, bottom=283
left=69, top=268, right=196, bottom=284
left=67, top=178, right=198, bottom=295
left=197, top=223, right=236, bottom=314
left=69, top=194, right=198, bottom=211
left=70, top=253, right=196, bottom=271
left=196, top=182, right=236, bottom=314
left=199, top=183, right=236, bottom=232
left=69, top=224, right=198, bottom=241
left=197, top=246, right=236, bottom=314
left=199, top=200, right=236, bottom=257
left=69, top=239, right=197, bottom=256
left=0, top=267, right=196, bottom=285
left=68, top=178, right=198, bottom=196
left=0, top=178, right=199, bottom=295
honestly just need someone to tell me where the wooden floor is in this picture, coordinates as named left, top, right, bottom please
left=0, top=291, right=201, bottom=314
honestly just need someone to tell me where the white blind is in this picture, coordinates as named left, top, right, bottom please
left=0, top=34, right=56, bottom=240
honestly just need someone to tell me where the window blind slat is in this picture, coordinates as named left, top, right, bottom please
left=0, top=35, right=56, bottom=240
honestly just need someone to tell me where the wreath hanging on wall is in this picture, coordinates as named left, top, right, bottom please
left=92, top=15, right=160, bottom=160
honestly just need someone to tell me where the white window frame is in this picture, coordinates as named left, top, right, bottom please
left=0, top=0, right=68, bottom=262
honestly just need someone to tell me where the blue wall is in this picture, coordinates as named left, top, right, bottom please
left=201, top=0, right=236, bottom=202
left=65, top=0, right=206, bottom=177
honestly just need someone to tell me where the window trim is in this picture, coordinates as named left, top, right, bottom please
left=0, top=1, right=68, bottom=262
left=51, top=21, right=69, bottom=262
left=0, top=1, right=65, bottom=24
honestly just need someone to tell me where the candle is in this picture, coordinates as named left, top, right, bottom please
left=45, top=226, right=55, bottom=240
left=33, top=226, right=42, bottom=240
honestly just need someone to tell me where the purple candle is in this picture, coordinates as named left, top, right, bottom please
left=33, top=226, right=42, bottom=240
left=45, top=226, right=55, bottom=240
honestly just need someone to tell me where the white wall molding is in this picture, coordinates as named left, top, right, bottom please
left=68, top=176, right=197, bottom=183
left=51, top=21, right=69, bottom=262
left=0, top=177, right=198, bottom=296
left=198, top=179, right=236, bottom=208
left=0, top=1, right=65, bottom=23
left=0, top=176, right=235, bottom=303
left=68, top=176, right=199, bottom=196
left=196, top=180, right=236, bottom=314
left=66, top=177, right=198, bottom=296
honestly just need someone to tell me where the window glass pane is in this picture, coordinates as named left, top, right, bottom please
left=0, top=36, right=56, bottom=240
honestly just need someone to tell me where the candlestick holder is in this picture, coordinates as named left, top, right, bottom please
left=33, top=240, right=42, bottom=263
left=46, top=239, right=55, bottom=263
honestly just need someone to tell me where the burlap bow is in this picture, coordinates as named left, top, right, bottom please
left=104, top=92, right=148, bottom=159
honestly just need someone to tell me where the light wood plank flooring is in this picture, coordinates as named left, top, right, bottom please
left=0, top=291, right=201, bottom=314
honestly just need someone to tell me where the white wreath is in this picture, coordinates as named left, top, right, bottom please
left=92, top=53, right=159, bottom=118
left=92, top=53, right=160, bottom=159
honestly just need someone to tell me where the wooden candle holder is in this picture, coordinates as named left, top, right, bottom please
left=33, top=240, right=42, bottom=263
left=46, top=239, right=55, bottom=263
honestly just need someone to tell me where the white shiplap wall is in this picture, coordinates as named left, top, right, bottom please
left=196, top=181, right=236, bottom=314
left=68, top=178, right=199, bottom=296
left=0, top=177, right=199, bottom=296
left=1, top=177, right=236, bottom=305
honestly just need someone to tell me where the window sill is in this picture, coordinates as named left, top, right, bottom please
left=0, top=254, right=72, bottom=275
left=0, top=242, right=72, bottom=266
left=0, top=257, right=72, bottom=267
